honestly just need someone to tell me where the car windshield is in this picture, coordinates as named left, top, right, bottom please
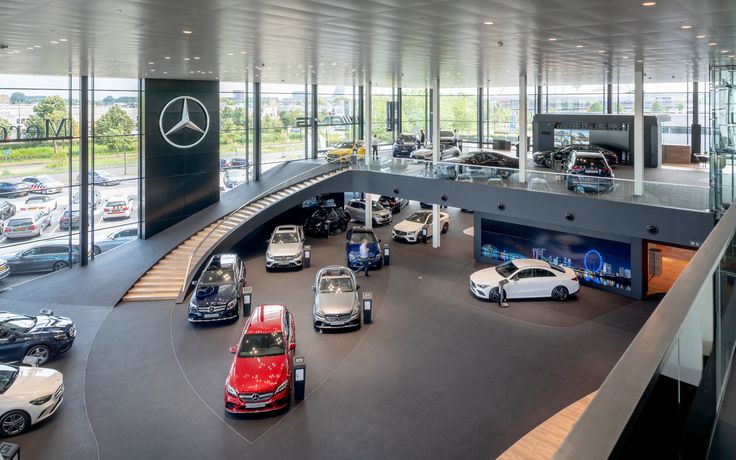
left=440, top=130, right=454, bottom=137
left=319, top=276, right=354, bottom=293
left=576, top=157, right=607, bottom=168
left=272, top=232, right=298, bottom=244
left=2, top=316, right=36, bottom=333
left=199, top=268, right=235, bottom=287
left=228, top=170, right=246, bottom=179
left=0, top=365, right=18, bottom=394
left=8, top=218, right=32, bottom=226
left=238, top=332, right=285, bottom=357
left=349, top=231, right=373, bottom=244
left=25, top=197, right=45, bottom=204
left=335, top=142, right=353, bottom=149
left=106, top=201, right=127, bottom=207
left=62, top=210, right=79, bottom=217
left=495, top=261, right=518, bottom=278
left=397, top=134, right=415, bottom=142
left=406, top=212, right=428, bottom=223
left=371, top=202, right=384, bottom=211
left=37, top=175, right=54, bottom=183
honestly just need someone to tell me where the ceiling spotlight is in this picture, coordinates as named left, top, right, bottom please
left=722, top=50, right=730, bottom=53
left=184, top=57, right=190, bottom=61
left=59, top=38, right=68, bottom=42
left=709, top=42, right=718, bottom=46
left=227, top=52, right=234, bottom=56
left=148, top=61, right=154, bottom=65
left=150, top=69, right=155, bottom=72
left=26, top=47, right=33, bottom=50
left=680, top=25, right=692, bottom=29
left=623, top=55, right=629, bottom=59
left=696, top=34, right=706, bottom=38
left=163, top=71, right=168, bottom=75
left=194, top=56, right=200, bottom=60
left=189, top=70, right=194, bottom=73
left=50, top=41, right=58, bottom=44
left=164, top=56, right=170, bottom=60
left=484, top=21, right=494, bottom=25
left=576, top=45, right=584, bottom=48
left=598, top=50, right=606, bottom=53
left=33, top=45, right=41, bottom=48
left=641, top=1, right=656, bottom=6
left=240, top=51, right=246, bottom=54
left=548, top=37, right=557, bottom=41
left=182, top=30, right=192, bottom=34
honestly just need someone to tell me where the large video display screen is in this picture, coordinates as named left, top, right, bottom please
left=480, top=219, right=632, bottom=292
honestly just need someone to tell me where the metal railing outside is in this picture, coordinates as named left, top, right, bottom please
left=554, top=204, right=736, bottom=458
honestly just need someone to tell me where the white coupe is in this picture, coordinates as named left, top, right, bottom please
left=391, top=210, right=450, bottom=242
left=0, top=362, right=64, bottom=436
left=469, top=259, right=579, bottom=302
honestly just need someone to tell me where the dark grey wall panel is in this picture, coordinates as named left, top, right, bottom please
left=143, top=79, right=220, bottom=238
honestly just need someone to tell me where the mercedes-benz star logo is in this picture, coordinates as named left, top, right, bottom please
left=250, top=394, right=259, bottom=401
left=158, top=96, right=210, bottom=149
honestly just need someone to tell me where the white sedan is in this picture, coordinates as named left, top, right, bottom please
left=469, top=259, right=579, bottom=302
left=0, top=363, right=64, bottom=436
left=392, top=210, right=450, bottom=242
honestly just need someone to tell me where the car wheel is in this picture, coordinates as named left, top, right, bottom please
left=93, top=246, right=101, bottom=256
left=488, top=287, right=506, bottom=303
left=0, top=410, right=30, bottom=436
left=442, top=222, right=449, bottom=234
left=551, top=286, right=569, bottom=301
left=544, top=157, right=553, bottom=168
left=25, top=344, right=52, bottom=365
left=53, top=261, right=69, bottom=271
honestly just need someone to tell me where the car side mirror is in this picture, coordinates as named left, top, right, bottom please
left=229, top=346, right=237, bottom=354
left=289, top=343, right=296, bottom=351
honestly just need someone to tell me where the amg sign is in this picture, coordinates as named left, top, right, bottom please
left=0, top=118, right=72, bottom=143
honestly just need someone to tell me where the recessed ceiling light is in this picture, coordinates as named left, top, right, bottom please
left=50, top=41, right=58, bottom=44
left=164, top=56, right=170, bottom=60
left=33, top=45, right=41, bottom=48
left=636, top=59, right=643, bottom=63
left=189, top=70, right=194, bottom=73
left=182, top=30, right=192, bottom=34
left=575, top=45, right=584, bottom=48
left=696, top=34, right=706, bottom=38
left=598, top=50, right=606, bottom=53
left=722, top=50, right=730, bottom=53
left=59, top=38, right=68, bottom=42
left=709, top=42, right=718, bottom=46
left=484, top=21, right=494, bottom=25
left=194, top=56, right=200, bottom=60
left=115, top=9, right=123, bottom=13
left=26, top=47, right=33, bottom=50
left=150, top=69, right=155, bottom=72
left=730, top=55, right=736, bottom=58
left=148, top=61, right=154, bottom=65
left=548, top=37, right=557, bottom=41
left=680, top=25, right=692, bottom=29
left=240, top=51, right=246, bottom=54
left=641, top=1, right=656, bottom=5
left=227, top=52, right=233, bottom=56
left=184, top=57, right=190, bottom=61
left=623, top=55, right=629, bottom=59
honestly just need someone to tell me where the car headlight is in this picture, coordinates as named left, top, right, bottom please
left=29, top=395, right=52, bottom=405
left=475, top=283, right=488, bottom=289
left=351, top=304, right=360, bottom=316
left=315, top=307, right=325, bottom=318
left=189, top=299, right=198, bottom=312
left=53, top=332, right=69, bottom=341
left=373, top=254, right=381, bottom=260
left=226, top=383, right=238, bottom=397
left=266, top=251, right=273, bottom=259
left=227, top=299, right=238, bottom=309
left=274, top=378, right=289, bottom=394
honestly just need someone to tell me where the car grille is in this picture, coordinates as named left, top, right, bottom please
left=394, top=230, right=407, bottom=236
left=54, top=384, right=64, bottom=400
left=197, top=305, right=226, bottom=313
left=325, top=313, right=352, bottom=322
left=273, top=255, right=294, bottom=261
left=239, top=391, right=274, bottom=402
left=68, top=327, right=76, bottom=338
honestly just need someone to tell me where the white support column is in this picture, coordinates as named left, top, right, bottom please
left=519, top=74, right=527, bottom=183
left=432, top=77, right=441, bottom=248
left=365, top=193, right=373, bottom=229
left=365, top=81, right=372, bottom=167
left=634, top=62, right=644, bottom=196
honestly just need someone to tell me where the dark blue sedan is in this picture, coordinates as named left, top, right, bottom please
left=0, top=181, right=30, bottom=198
left=5, top=244, right=81, bottom=274
left=346, top=226, right=383, bottom=270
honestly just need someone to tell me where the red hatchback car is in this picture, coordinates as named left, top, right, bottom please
left=225, top=304, right=295, bottom=414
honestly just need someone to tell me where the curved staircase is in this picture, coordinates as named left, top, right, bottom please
left=122, top=166, right=343, bottom=302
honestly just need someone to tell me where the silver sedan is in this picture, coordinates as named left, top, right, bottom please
left=312, top=266, right=361, bottom=331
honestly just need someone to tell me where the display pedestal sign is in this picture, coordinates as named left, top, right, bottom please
left=421, top=227, right=428, bottom=244
left=242, top=286, right=253, bottom=317
left=498, top=279, right=509, bottom=308
left=304, top=245, right=311, bottom=268
left=294, top=356, right=306, bottom=401
left=0, top=442, right=19, bottom=460
left=362, top=291, right=373, bottom=324
left=383, top=244, right=390, bottom=266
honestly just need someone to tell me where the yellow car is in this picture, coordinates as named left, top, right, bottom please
left=325, top=140, right=366, bottom=162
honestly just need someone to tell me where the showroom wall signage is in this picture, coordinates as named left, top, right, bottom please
left=158, top=96, right=210, bottom=149
left=0, top=118, right=71, bottom=143
left=144, top=79, right=219, bottom=238
left=480, top=219, right=632, bottom=293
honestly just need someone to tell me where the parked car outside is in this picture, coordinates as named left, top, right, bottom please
left=304, top=206, right=350, bottom=237
left=312, top=266, right=361, bottom=331
left=188, top=254, right=245, bottom=323
left=102, top=195, right=133, bottom=220
left=223, top=169, right=247, bottom=188
left=345, top=226, right=383, bottom=270
left=4, top=212, right=51, bottom=239
left=392, top=210, right=450, bottom=243
left=0, top=310, right=76, bottom=365
left=0, top=182, right=30, bottom=199
left=469, top=259, right=580, bottom=302
left=72, top=189, right=102, bottom=209
left=0, top=201, right=16, bottom=220
left=21, top=176, right=63, bottom=194
left=564, top=150, right=615, bottom=193
left=266, top=225, right=305, bottom=270
left=0, top=363, right=64, bottom=436
left=219, top=158, right=231, bottom=171
left=225, top=304, right=295, bottom=414
left=344, top=199, right=392, bottom=226
left=77, top=170, right=121, bottom=186
left=5, top=244, right=81, bottom=273
left=19, top=196, right=57, bottom=215
left=0, top=259, right=9, bottom=282
left=92, top=227, right=138, bottom=254
left=230, top=157, right=247, bottom=168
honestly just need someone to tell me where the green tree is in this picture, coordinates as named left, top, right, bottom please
left=676, top=102, right=684, bottom=112
left=24, top=95, right=70, bottom=155
left=588, top=101, right=604, bottom=113
left=102, top=95, right=116, bottom=105
left=650, top=100, right=664, bottom=113
left=95, top=105, right=135, bottom=152
left=220, top=101, right=247, bottom=147
left=9, top=92, right=26, bottom=104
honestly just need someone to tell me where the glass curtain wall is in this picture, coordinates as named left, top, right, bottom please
left=260, top=84, right=308, bottom=172
left=546, top=84, right=606, bottom=113
left=401, top=87, right=428, bottom=143
left=0, top=74, right=80, bottom=287
left=317, top=85, right=358, bottom=154
left=220, top=81, right=251, bottom=192
left=439, top=88, right=477, bottom=147
left=370, top=86, right=396, bottom=144
left=89, top=78, right=141, bottom=259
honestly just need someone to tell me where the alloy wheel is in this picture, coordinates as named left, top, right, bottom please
left=26, top=345, right=51, bottom=364
left=1, top=412, right=28, bottom=436
left=552, top=286, right=569, bottom=301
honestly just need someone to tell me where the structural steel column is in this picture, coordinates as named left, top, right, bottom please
left=519, top=74, right=527, bottom=183
left=396, top=87, right=402, bottom=134
left=358, top=85, right=364, bottom=140
left=364, top=194, right=373, bottom=229
left=634, top=61, right=644, bottom=196
left=692, top=81, right=701, bottom=154
left=607, top=83, right=613, bottom=114
left=245, top=78, right=250, bottom=174
left=432, top=77, right=441, bottom=249
left=311, top=84, right=318, bottom=160
left=428, top=88, right=434, bottom=143
left=477, top=87, right=484, bottom=149
left=536, top=85, right=542, bottom=114
left=366, top=81, right=372, bottom=166
left=253, top=81, right=262, bottom=181
left=80, top=75, right=89, bottom=266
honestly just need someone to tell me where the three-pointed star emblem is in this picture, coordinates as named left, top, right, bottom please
left=158, top=95, right=210, bottom=149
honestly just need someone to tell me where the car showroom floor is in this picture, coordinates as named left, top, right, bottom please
left=7, top=202, right=658, bottom=460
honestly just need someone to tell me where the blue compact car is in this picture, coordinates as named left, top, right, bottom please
left=345, top=226, right=383, bottom=270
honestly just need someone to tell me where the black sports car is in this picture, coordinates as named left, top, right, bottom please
left=188, top=254, right=245, bottom=323
left=433, top=150, right=519, bottom=180
left=0, top=311, right=76, bottom=365
left=533, top=145, right=619, bottom=169
left=304, top=206, right=350, bottom=237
